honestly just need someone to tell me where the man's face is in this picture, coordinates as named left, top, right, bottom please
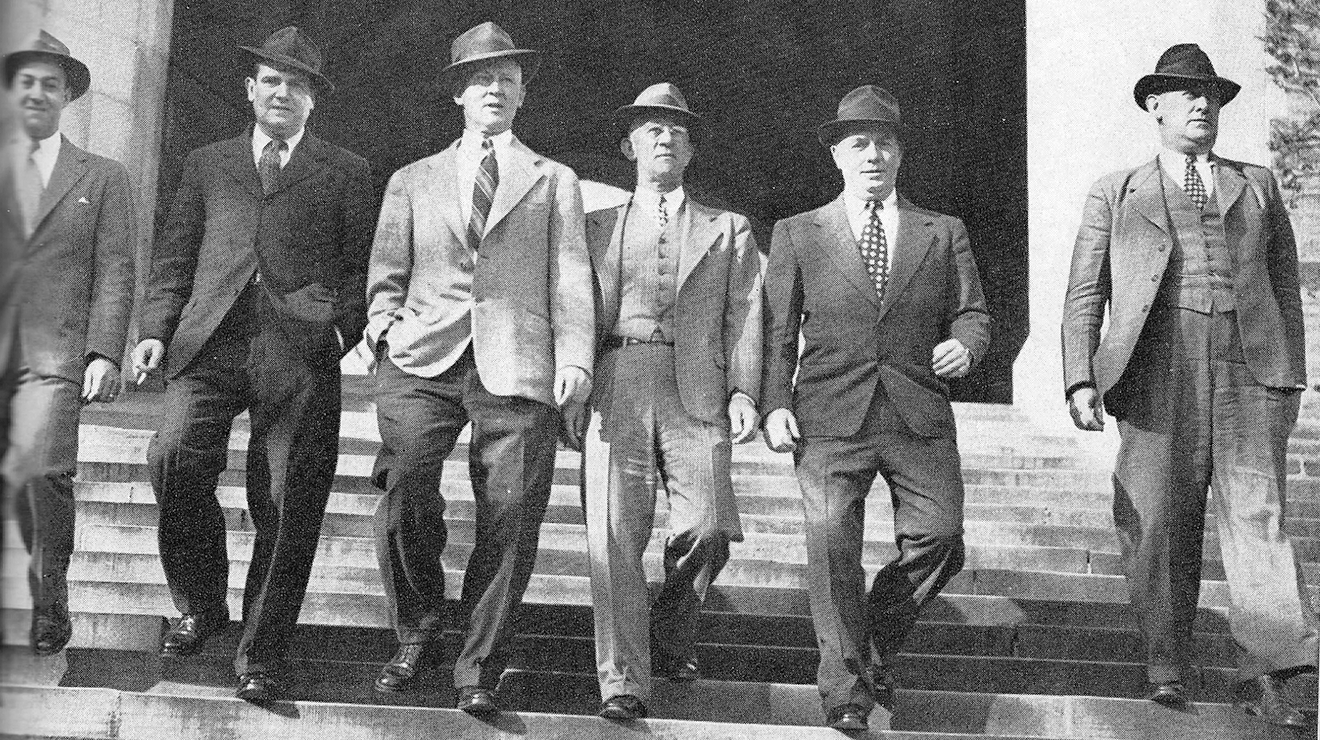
left=1148, top=85, right=1220, bottom=153
left=831, top=127, right=903, bottom=201
left=621, top=114, right=694, bottom=187
left=246, top=63, right=315, bottom=139
left=8, top=60, right=70, bottom=141
left=454, top=59, right=524, bottom=135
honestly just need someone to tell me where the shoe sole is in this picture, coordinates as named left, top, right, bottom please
left=373, top=678, right=408, bottom=693
left=599, top=708, right=645, bottom=721
left=459, top=701, right=499, bottom=718
left=828, top=719, right=869, bottom=731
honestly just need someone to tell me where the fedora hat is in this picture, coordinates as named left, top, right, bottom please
left=1133, top=43, right=1239, bottom=109
left=614, top=82, right=702, bottom=129
left=440, top=22, right=540, bottom=92
left=817, top=85, right=904, bottom=146
left=239, top=26, right=334, bottom=93
left=4, top=30, right=91, bottom=100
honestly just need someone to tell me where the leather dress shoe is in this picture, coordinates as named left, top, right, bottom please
left=30, top=604, right=73, bottom=657
left=1145, top=680, right=1188, bottom=701
left=374, top=643, right=425, bottom=693
left=1235, top=674, right=1306, bottom=728
left=159, top=610, right=228, bottom=658
left=1146, top=680, right=1187, bottom=707
left=457, top=686, right=500, bottom=717
left=236, top=671, right=282, bottom=703
left=653, top=652, right=700, bottom=682
left=599, top=694, right=648, bottom=720
left=825, top=703, right=869, bottom=731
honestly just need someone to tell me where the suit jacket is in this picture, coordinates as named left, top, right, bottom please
left=585, top=197, right=762, bottom=426
left=140, top=129, right=375, bottom=377
left=2, top=136, right=136, bottom=382
left=1061, top=156, right=1305, bottom=399
left=761, top=195, right=990, bottom=439
left=365, top=135, right=593, bottom=407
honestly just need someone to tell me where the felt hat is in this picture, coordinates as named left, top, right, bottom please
left=614, top=82, right=702, bottom=129
left=440, top=22, right=540, bottom=92
left=4, top=30, right=91, bottom=100
left=817, top=85, right=904, bottom=146
left=1133, top=43, right=1239, bottom=109
left=239, top=26, right=334, bottom=93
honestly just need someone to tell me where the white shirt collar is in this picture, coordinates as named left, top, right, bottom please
left=251, top=125, right=305, bottom=167
left=460, top=128, right=515, bottom=158
left=632, top=184, right=684, bottom=213
left=1159, top=149, right=1215, bottom=196
left=843, top=187, right=898, bottom=218
left=24, top=131, right=62, bottom=187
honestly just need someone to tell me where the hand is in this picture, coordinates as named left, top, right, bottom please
left=1068, top=386, right=1105, bottom=431
left=762, top=408, right=800, bottom=453
left=82, top=357, right=120, bottom=403
left=560, top=400, right=589, bottom=451
left=728, top=393, right=760, bottom=444
left=278, top=282, right=335, bottom=323
left=131, top=339, right=165, bottom=384
left=555, top=366, right=592, bottom=407
left=932, top=338, right=972, bottom=379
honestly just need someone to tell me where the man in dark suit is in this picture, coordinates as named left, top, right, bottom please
left=1062, top=44, right=1317, bottom=727
left=2, top=31, right=136, bottom=657
left=130, top=26, right=374, bottom=703
left=761, top=86, right=990, bottom=732
left=578, top=83, right=762, bottom=721
left=363, top=22, right=593, bottom=717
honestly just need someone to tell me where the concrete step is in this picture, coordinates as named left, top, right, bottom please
left=1, top=647, right=1312, bottom=739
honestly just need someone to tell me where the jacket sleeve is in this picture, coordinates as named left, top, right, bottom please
left=140, top=150, right=205, bottom=345
left=1060, top=178, right=1115, bottom=397
left=945, top=216, right=990, bottom=364
left=1261, top=168, right=1306, bottom=386
left=84, top=160, right=137, bottom=366
left=333, top=155, right=375, bottom=354
left=759, top=218, right=804, bottom=415
left=364, top=168, right=414, bottom=348
left=724, top=215, right=763, bottom=402
left=548, top=165, right=595, bottom=376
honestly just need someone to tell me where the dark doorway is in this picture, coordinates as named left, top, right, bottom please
left=157, top=0, right=1026, bottom=402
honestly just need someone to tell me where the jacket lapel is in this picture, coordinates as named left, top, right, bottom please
left=1212, top=155, right=1246, bottom=219
left=31, top=135, right=89, bottom=234
left=814, top=196, right=881, bottom=310
left=587, top=205, right=625, bottom=334
left=876, top=197, right=934, bottom=322
left=676, top=199, right=719, bottom=291
left=1128, top=159, right=1170, bottom=234
left=273, top=133, right=329, bottom=193
left=485, top=136, right=542, bottom=235
left=424, top=141, right=466, bottom=246
left=218, top=131, right=263, bottom=199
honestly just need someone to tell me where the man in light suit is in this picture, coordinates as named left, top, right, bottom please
left=762, top=86, right=990, bottom=732
left=578, top=83, right=762, bottom=721
left=364, top=22, right=593, bottom=717
left=1062, top=44, right=1317, bottom=727
left=131, top=27, right=374, bottom=702
left=2, top=31, right=136, bottom=657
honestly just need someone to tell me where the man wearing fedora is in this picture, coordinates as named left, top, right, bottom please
left=1062, top=43, right=1317, bottom=726
left=761, top=85, right=989, bottom=731
left=2, top=30, right=136, bottom=657
left=576, top=82, right=762, bottom=721
left=130, top=26, right=374, bottom=702
left=363, top=21, right=592, bottom=716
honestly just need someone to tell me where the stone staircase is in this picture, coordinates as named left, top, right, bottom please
left=1, top=377, right=1316, bottom=739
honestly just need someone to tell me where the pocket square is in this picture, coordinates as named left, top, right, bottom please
left=77, top=196, right=91, bottom=204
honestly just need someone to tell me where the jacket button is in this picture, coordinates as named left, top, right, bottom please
left=1157, top=244, right=1166, bottom=252
left=1151, top=275, right=1158, bottom=281
left=1141, top=304, right=1150, bottom=312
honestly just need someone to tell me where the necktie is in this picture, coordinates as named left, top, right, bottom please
left=18, top=140, right=42, bottom=236
left=1184, top=153, right=1207, bottom=211
left=468, top=138, right=498, bottom=250
left=657, top=193, right=669, bottom=229
left=859, top=200, right=889, bottom=301
left=259, top=138, right=286, bottom=195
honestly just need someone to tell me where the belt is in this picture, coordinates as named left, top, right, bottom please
left=604, top=335, right=674, bottom=349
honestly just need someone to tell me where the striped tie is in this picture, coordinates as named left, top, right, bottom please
left=859, top=200, right=889, bottom=301
left=1184, top=153, right=1207, bottom=211
left=468, top=138, right=498, bottom=250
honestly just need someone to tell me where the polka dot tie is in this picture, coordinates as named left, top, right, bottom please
left=1184, top=153, right=1207, bottom=211
left=859, top=200, right=889, bottom=301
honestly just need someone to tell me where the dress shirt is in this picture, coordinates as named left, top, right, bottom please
left=19, top=130, right=62, bottom=187
left=251, top=125, right=305, bottom=170
left=631, top=184, right=685, bottom=223
left=843, top=188, right=899, bottom=272
left=457, top=128, right=516, bottom=230
left=1159, top=149, right=1214, bottom=200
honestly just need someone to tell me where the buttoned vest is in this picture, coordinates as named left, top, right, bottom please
left=1157, top=170, right=1235, bottom=313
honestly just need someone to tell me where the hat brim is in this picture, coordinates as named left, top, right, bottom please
left=614, top=104, right=701, bottom=131
left=4, top=50, right=90, bottom=100
left=817, top=118, right=905, bottom=147
left=1133, top=73, right=1240, bottom=109
left=440, top=49, right=541, bottom=92
left=241, top=46, right=335, bottom=93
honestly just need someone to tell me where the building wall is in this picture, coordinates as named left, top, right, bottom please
left=1019, top=0, right=1275, bottom=437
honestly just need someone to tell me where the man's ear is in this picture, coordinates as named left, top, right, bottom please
left=246, top=76, right=257, bottom=102
left=620, top=136, right=636, bottom=161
